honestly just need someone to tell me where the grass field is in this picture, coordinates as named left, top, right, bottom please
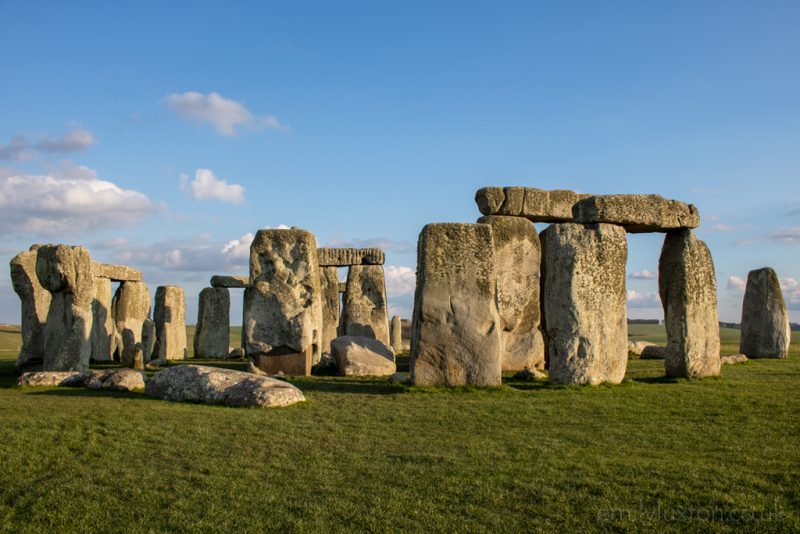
left=1, top=325, right=798, bottom=532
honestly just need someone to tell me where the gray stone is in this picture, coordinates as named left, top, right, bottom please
left=9, top=246, right=51, bottom=372
left=17, top=371, right=91, bottom=387
left=627, top=340, right=657, bottom=356
left=194, top=287, right=230, bottom=359
left=228, top=347, right=245, bottom=359
left=721, top=354, right=748, bottom=365
left=112, top=281, right=151, bottom=360
left=154, top=286, right=187, bottom=361
left=475, top=187, right=590, bottom=222
left=210, top=275, right=250, bottom=288
left=659, top=230, right=720, bottom=378
left=573, top=194, right=700, bottom=233
left=390, top=315, right=403, bottom=353
left=36, top=244, right=94, bottom=372
left=319, top=266, right=340, bottom=355
left=342, top=265, right=391, bottom=348
left=739, top=267, right=791, bottom=359
left=141, top=318, right=156, bottom=362
left=91, top=262, right=142, bottom=282
left=478, top=215, right=545, bottom=371
left=410, top=223, right=501, bottom=387
left=388, top=372, right=410, bottom=384
left=640, top=345, right=668, bottom=360
left=331, top=336, right=397, bottom=376
left=145, top=365, right=305, bottom=408
left=243, top=229, right=322, bottom=375
left=85, top=368, right=146, bottom=391
left=120, top=329, right=138, bottom=369
left=317, top=248, right=385, bottom=266
left=541, top=223, right=628, bottom=385
left=90, top=276, right=114, bottom=362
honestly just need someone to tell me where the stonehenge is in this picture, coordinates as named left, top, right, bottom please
left=739, top=267, right=790, bottom=359
left=154, top=286, right=187, bottom=360
left=9, top=246, right=51, bottom=372
left=319, top=266, right=340, bottom=356
left=390, top=315, right=403, bottom=353
left=318, top=247, right=384, bottom=266
left=342, top=265, right=391, bottom=348
left=112, top=280, right=152, bottom=365
left=194, top=287, right=230, bottom=359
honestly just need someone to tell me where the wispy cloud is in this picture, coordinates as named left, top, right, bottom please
left=164, top=91, right=285, bottom=136
left=626, top=290, right=661, bottom=308
left=726, top=275, right=746, bottom=295
left=0, top=128, right=96, bottom=160
left=737, top=227, right=800, bottom=246
left=628, top=270, right=655, bottom=280
left=180, top=168, right=245, bottom=204
left=779, top=277, right=800, bottom=310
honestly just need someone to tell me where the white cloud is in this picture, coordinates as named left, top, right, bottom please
left=384, top=265, right=416, bottom=296
left=164, top=91, right=285, bottom=136
left=180, top=168, right=245, bottom=204
left=626, top=290, right=661, bottom=308
left=221, top=232, right=254, bottom=261
left=726, top=275, right=747, bottom=295
left=0, top=128, right=96, bottom=160
left=0, top=166, right=153, bottom=236
left=628, top=270, right=655, bottom=280
left=780, top=277, right=800, bottom=310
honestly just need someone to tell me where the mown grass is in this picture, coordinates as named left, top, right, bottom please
left=0, top=326, right=798, bottom=532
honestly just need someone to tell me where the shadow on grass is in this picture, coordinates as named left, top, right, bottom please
left=290, top=376, right=402, bottom=395
left=19, top=387, right=154, bottom=401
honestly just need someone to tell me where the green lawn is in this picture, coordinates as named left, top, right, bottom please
left=0, top=325, right=798, bottom=532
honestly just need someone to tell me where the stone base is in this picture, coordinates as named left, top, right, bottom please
left=253, top=350, right=312, bottom=376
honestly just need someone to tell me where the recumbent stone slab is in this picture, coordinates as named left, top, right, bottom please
left=739, top=267, right=790, bottom=359
left=573, top=194, right=700, bottom=233
left=331, top=336, right=396, bottom=376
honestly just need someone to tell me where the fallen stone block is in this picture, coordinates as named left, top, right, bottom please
left=721, top=354, right=748, bottom=365
left=85, top=368, right=146, bottom=391
left=331, top=336, right=396, bottom=376
left=17, top=371, right=91, bottom=387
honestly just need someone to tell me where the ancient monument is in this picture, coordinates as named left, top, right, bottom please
left=739, top=267, right=790, bottom=359
left=154, top=285, right=187, bottom=360
left=194, top=287, right=230, bottom=359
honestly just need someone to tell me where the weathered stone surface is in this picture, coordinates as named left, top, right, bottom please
left=112, top=281, right=151, bottom=359
left=36, top=244, right=94, bottom=372
left=194, top=287, right=230, bottom=359
left=478, top=215, right=545, bottom=371
left=410, top=223, right=501, bottom=387
left=342, top=265, right=391, bottom=347
left=91, top=262, right=142, bottom=282
left=210, top=275, right=250, bottom=288
left=145, top=365, right=305, bottom=408
left=475, top=187, right=590, bottom=222
left=17, top=371, right=90, bottom=387
left=573, top=195, right=700, bottom=233
left=319, top=266, right=340, bottom=355
left=640, top=346, right=667, bottom=360
left=627, top=340, right=657, bottom=356
left=85, top=368, right=146, bottom=391
left=244, top=229, right=322, bottom=375
left=154, top=286, right=187, bottom=361
left=317, top=248, right=384, bottom=266
left=331, top=336, right=396, bottom=376
left=721, top=354, right=748, bottom=365
left=228, top=347, right=245, bottom=359
left=10, top=246, right=51, bottom=372
left=141, top=318, right=156, bottom=362
left=659, top=230, right=720, bottom=378
left=90, top=276, right=114, bottom=362
left=388, top=372, right=410, bottom=384
left=120, top=329, right=138, bottom=369
left=739, top=267, right=791, bottom=359
left=541, top=223, right=628, bottom=385
left=390, top=315, right=403, bottom=353
left=338, top=282, right=347, bottom=293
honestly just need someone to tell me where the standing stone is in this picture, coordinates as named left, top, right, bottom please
left=342, top=265, right=391, bottom=348
left=658, top=229, right=720, bottom=378
left=739, top=267, right=790, bottom=359
left=541, top=223, right=628, bottom=385
left=112, top=281, right=151, bottom=359
left=141, top=318, right=156, bottom=361
left=35, top=244, right=95, bottom=372
left=194, top=287, right=230, bottom=359
left=154, top=286, right=187, bottom=361
left=390, top=315, right=403, bottom=353
left=90, top=276, right=114, bottom=361
left=243, top=228, right=322, bottom=375
left=410, top=223, right=501, bottom=386
left=9, top=246, right=51, bottom=372
left=479, top=215, right=545, bottom=371
left=319, top=266, right=340, bottom=355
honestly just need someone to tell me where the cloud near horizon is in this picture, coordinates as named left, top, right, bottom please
left=626, top=290, right=661, bottom=308
left=180, top=168, right=245, bottom=204
left=0, top=128, right=96, bottom=161
left=164, top=91, right=285, bottom=136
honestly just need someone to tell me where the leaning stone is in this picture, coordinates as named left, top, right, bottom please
left=390, top=315, right=403, bottom=353
left=410, top=223, right=501, bottom=386
left=640, top=346, right=668, bottom=360
left=194, top=287, right=230, bottom=359
left=627, top=340, right=657, bottom=356
left=85, top=368, right=146, bottom=391
left=210, top=275, right=250, bottom=288
left=478, top=215, right=545, bottom=371
left=17, top=371, right=91, bottom=387
left=90, top=276, right=114, bottom=362
left=154, top=286, right=187, bottom=361
left=10, top=246, right=51, bottom=373
left=739, top=267, right=791, bottom=359
left=145, top=365, right=305, bottom=408
left=317, top=248, right=385, bottom=266
left=243, top=229, right=322, bottom=375
left=573, top=194, right=700, bottom=233
left=541, top=223, right=628, bottom=385
left=331, top=336, right=397, bottom=377
left=91, top=262, right=142, bottom=282
left=659, top=230, right=720, bottom=378
left=36, top=244, right=94, bottom=372
left=112, top=281, right=151, bottom=358
left=475, top=187, right=590, bottom=222
left=721, top=354, right=749, bottom=365
left=342, top=265, right=391, bottom=347
left=319, top=266, right=340, bottom=355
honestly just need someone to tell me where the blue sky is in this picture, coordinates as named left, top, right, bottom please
left=1, top=0, right=798, bottom=324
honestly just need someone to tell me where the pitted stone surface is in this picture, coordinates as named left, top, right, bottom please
left=10, top=246, right=51, bottom=372
left=244, top=229, right=322, bottom=375
left=573, top=194, right=700, bottom=233
left=479, top=215, right=545, bottom=371
left=210, top=275, right=250, bottom=288
left=541, top=223, right=628, bottom=385
left=410, top=223, right=501, bottom=387
left=390, top=315, right=403, bottom=353
left=659, top=230, right=720, bottom=378
left=91, top=262, right=142, bottom=282
left=475, top=187, right=590, bottom=222
left=194, top=287, right=230, bottom=359
left=90, top=276, right=114, bottom=362
left=317, top=248, right=385, bottom=266
left=739, top=267, right=790, bottom=359
left=154, top=286, right=187, bottom=361
left=85, top=368, right=146, bottom=391
left=342, top=265, right=391, bottom=347
left=338, top=282, right=347, bottom=293
left=112, top=281, right=151, bottom=359
left=331, top=336, right=396, bottom=376
left=17, top=371, right=91, bottom=387
left=319, top=266, right=340, bottom=355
